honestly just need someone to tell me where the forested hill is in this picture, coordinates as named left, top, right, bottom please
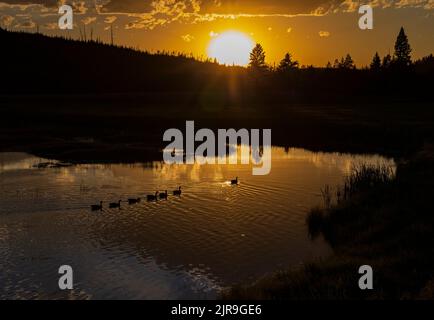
left=1, top=28, right=432, bottom=103
left=0, top=28, right=243, bottom=94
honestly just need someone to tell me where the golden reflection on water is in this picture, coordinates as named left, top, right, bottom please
left=157, top=146, right=392, bottom=181
left=0, top=148, right=395, bottom=299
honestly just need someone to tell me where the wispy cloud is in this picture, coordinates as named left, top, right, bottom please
left=0, top=0, right=432, bottom=32
left=15, top=18, right=35, bottom=28
left=319, top=30, right=331, bottom=37
left=81, top=16, right=96, bottom=25
left=181, top=33, right=194, bottom=42
left=104, top=15, right=117, bottom=24
left=43, top=21, right=57, bottom=29
left=72, top=1, right=89, bottom=15
left=0, top=13, right=14, bottom=26
left=335, top=0, right=433, bottom=13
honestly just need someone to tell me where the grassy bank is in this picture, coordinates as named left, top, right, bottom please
left=223, top=146, right=434, bottom=299
left=1, top=96, right=433, bottom=163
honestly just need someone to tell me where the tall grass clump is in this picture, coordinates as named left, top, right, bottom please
left=314, top=164, right=395, bottom=211
left=307, top=163, right=395, bottom=241
left=340, top=164, right=394, bottom=201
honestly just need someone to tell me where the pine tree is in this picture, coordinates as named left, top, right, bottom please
left=277, top=52, right=299, bottom=71
left=382, top=54, right=392, bottom=69
left=249, top=43, right=267, bottom=70
left=110, top=25, right=114, bottom=46
left=394, top=27, right=412, bottom=67
left=343, top=54, right=355, bottom=69
left=370, top=52, right=381, bottom=70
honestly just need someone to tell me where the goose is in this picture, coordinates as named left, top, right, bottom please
left=231, top=177, right=239, bottom=185
left=91, top=201, right=103, bottom=211
left=109, top=200, right=122, bottom=209
left=128, top=198, right=141, bottom=205
left=159, top=190, right=168, bottom=199
left=173, top=186, right=182, bottom=196
left=147, top=191, right=159, bottom=201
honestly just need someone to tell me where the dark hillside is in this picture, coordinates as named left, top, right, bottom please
left=1, top=28, right=432, bottom=105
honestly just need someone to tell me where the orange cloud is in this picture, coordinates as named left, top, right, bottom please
left=319, top=30, right=331, bottom=37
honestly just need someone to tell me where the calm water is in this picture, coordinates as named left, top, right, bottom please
left=0, top=148, right=394, bottom=299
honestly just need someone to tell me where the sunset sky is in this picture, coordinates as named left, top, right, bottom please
left=1, top=0, right=433, bottom=66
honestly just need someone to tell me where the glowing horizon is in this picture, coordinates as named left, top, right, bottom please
left=0, top=1, right=433, bottom=66
left=207, top=31, right=255, bottom=66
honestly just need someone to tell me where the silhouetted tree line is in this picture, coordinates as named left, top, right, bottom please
left=250, top=27, right=418, bottom=72
left=246, top=27, right=432, bottom=103
left=0, top=26, right=432, bottom=104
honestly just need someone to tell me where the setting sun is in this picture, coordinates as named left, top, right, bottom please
left=207, top=31, right=255, bottom=66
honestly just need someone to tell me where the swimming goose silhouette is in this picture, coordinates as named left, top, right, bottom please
left=147, top=191, right=159, bottom=201
left=159, top=190, right=168, bottom=199
left=231, top=177, right=239, bottom=185
left=109, top=200, right=122, bottom=209
left=128, top=198, right=141, bottom=205
left=173, top=186, right=182, bottom=196
left=91, top=201, right=103, bottom=211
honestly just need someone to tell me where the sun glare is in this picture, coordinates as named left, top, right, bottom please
left=207, top=31, right=255, bottom=67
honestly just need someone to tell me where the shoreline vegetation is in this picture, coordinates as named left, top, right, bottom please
left=224, top=147, right=434, bottom=299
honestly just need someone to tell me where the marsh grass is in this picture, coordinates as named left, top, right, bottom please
left=309, top=164, right=395, bottom=237
left=224, top=147, right=434, bottom=299
left=341, top=164, right=394, bottom=198
left=321, top=164, right=395, bottom=208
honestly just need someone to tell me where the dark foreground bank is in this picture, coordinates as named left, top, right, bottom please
left=224, top=146, right=434, bottom=299
left=1, top=95, right=433, bottom=163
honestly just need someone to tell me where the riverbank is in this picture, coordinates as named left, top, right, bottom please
left=1, top=95, right=433, bottom=163
left=223, top=145, right=434, bottom=299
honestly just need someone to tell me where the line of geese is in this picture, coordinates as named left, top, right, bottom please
left=90, top=177, right=239, bottom=211
left=90, top=187, right=181, bottom=211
